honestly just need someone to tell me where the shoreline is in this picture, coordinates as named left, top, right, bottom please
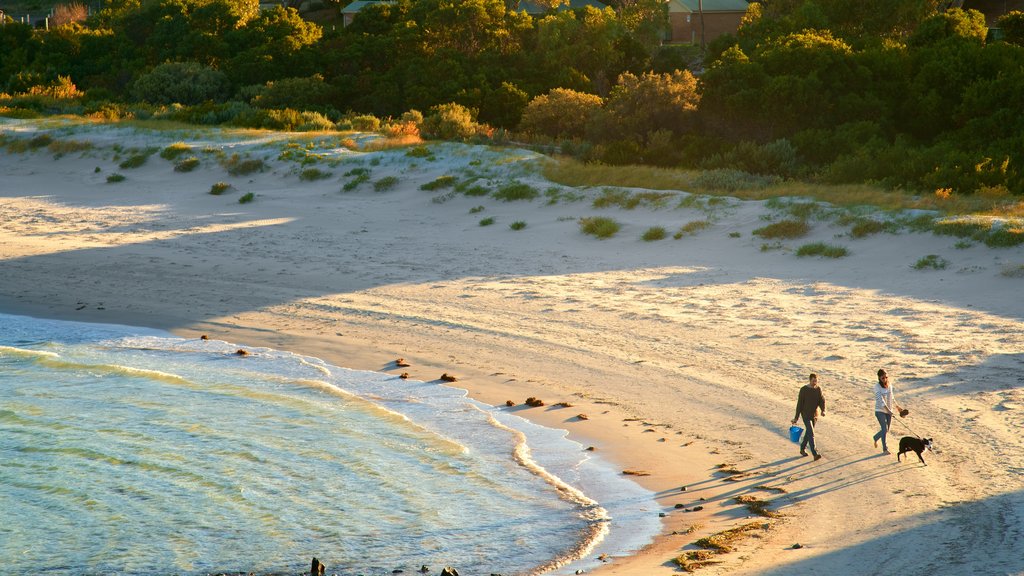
left=0, top=303, right=713, bottom=575
left=3, top=120, right=1024, bottom=575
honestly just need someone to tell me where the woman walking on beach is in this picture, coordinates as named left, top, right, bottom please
left=873, top=369, right=904, bottom=454
left=792, top=373, right=825, bottom=461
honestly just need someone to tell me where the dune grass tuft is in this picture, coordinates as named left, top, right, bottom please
left=493, top=182, right=539, bottom=202
left=642, top=226, right=667, bottom=241
left=299, top=167, right=332, bottom=181
left=796, top=242, right=849, bottom=258
left=106, top=173, right=125, bottom=183
left=675, top=220, right=711, bottom=239
left=753, top=219, right=810, bottom=240
left=374, top=176, right=399, bottom=191
left=209, top=182, right=232, bottom=195
left=160, top=142, right=192, bottom=161
left=238, top=192, right=255, bottom=204
left=579, top=216, right=621, bottom=239
left=913, top=254, right=948, bottom=270
left=221, top=154, right=265, bottom=176
left=174, top=157, right=200, bottom=172
left=420, top=175, right=457, bottom=191
left=510, top=220, right=527, bottom=230
left=119, top=150, right=154, bottom=169
left=479, top=217, right=495, bottom=226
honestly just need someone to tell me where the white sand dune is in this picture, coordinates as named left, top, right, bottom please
left=2, top=120, right=1023, bottom=575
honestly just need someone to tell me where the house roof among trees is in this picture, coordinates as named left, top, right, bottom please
left=668, top=0, right=750, bottom=13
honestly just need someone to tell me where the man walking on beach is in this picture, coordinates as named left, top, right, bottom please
left=792, top=373, right=826, bottom=461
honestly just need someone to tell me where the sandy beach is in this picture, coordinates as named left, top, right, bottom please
left=2, top=119, right=1023, bottom=575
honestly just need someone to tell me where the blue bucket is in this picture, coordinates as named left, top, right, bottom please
left=789, top=426, right=803, bottom=443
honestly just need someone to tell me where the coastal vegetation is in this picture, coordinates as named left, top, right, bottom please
left=0, top=0, right=1023, bottom=207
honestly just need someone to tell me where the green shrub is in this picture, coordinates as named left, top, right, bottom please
left=675, top=220, right=711, bottom=239
left=119, top=152, right=151, bottom=169
left=299, top=168, right=332, bottom=181
left=642, top=226, right=667, bottom=241
left=343, top=169, right=371, bottom=191
left=469, top=205, right=485, bottom=213
left=174, top=157, right=200, bottom=172
left=222, top=155, right=265, bottom=176
left=913, top=255, right=948, bottom=270
left=132, top=62, right=230, bottom=105
left=420, top=175, right=457, bottom=190
left=850, top=219, right=887, bottom=238
left=238, top=192, right=255, bottom=204
left=753, top=219, right=810, bottom=239
left=374, top=176, right=400, bottom=191
left=251, top=74, right=337, bottom=111
left=349, top=114, right=381, bottom=131
left=493, top=182, right=539, bottom=202
left=954, top=240, right=973, bottom=249
left=579, top=216, right=621, bottom=239
left=160, top=143, right=192, bottom=160
left=510, top=220, right=527, bottom=230
left=421, top=102, right=482, bottom=140
left=463, top=185, right=489, bottom=196
left=209, top=182, right=232, bottom=195
left=729, top=231, right=742, bottom=238
left=106, top=173, right=125, bottom=183
left=796, top=242, right=849, bottom=258
left=985, top=227, right=1024, bottom=248
left=479, top=217, right=495, bottom=226
left=406, top=145, right=433, bottom=158
left=519, top=88, right=604, bottom=139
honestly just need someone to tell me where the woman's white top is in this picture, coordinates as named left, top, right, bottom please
left=874, top=383, right=896, bottom=414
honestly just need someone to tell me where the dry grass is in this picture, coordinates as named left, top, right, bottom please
left=541, top=157, right=1024, bottom=217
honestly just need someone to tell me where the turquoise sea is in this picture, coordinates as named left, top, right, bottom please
left=0, top=312, right=659, bottom=575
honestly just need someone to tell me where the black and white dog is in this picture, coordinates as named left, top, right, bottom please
left=897, top=436, right=934, bottom=465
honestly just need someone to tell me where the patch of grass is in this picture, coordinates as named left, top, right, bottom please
left=642, top=226, right=667, bottom=241
left=209, top=182, right=232, bottom=195
left=238, top=192, right=255, bottom=204
left=106, top=173, right=125, bottom=183
left=174, top=157, right=200, bottom=172
left=221, top=154, right=265, bottom=176
left=1001, top=264, right=1024, bottom=278
left=985, top=227, right=1024, bottom=248
left=729, top=231, right=742, bottom=238
left=469, top=205, right=485, bottom=214
left=344, top=167, right=370, bottom=177
left=118, top=151, right=153, bottom=169
left=28, top=134, right=54, bottom=149
left=431, top=191, right=458, bottom=204
left=761, top=242, right=785, bottom=252
left=493, top=182, right=539, bottom=202
left=796, top=242, right=849, bottom=258
left=160, top=142, right=192, bottom=160
left=510, top=220, right=527, bottom=230
left=420, top=175, right=457, bottom=191
left=342, top=167, right=371, bottom=191
left=735, top=495, right=781, bottom=518
left=913, top=254, right=948, bottom=270
left=753, top=219, right=810, bottom=240
left=694, top=522, right=770, bottom=553
left=405, top=145, right=433, bottom=159
left=479, top=217, right=495, bottom=226
left=766, top=198, right=823, bottom=220
left=954, top=239, right=973, bottom=249
left=933, top=218, right=989, bottom=239
left=675, top=220, right=711, bottom=239
left=463, top=184, right=490, bottom=197
left=299, top=167, right=332, bottom=181
left=579, top=216, right=621, bottom=239
left=48, top=139, right=93, bottom=157
left=850, top=219, right=888, bottom=238
left=374, top=176, right=399, bottom=191
left=544, top=186, right=585, bottom=205
left=593, top=188, right=674, bottom=210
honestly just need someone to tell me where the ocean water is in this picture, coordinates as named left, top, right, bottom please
left=0, top=313, right=659, bottom=576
